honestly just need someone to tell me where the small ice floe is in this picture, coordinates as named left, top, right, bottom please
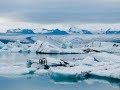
left=0, top=64, right=49, bottom=77
left=0, top=65, right=36, bottom=76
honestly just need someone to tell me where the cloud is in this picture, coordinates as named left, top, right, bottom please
left=0, top=0, right=120, bottom=24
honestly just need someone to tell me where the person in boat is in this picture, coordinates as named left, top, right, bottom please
left=39, top=58, right=47, bottom=65
left=42, top=58, right=47, bottom=65
left=41, top=58, right=49, bottom=69
left=39, top=59, right=43, bottom=64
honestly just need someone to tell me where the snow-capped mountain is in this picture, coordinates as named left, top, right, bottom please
left=5, top=27, right=120, bottom=35
left=104, top=28, right=120, bottom=34
left=6, top=28, right=35, bottom=34
left=39, top=27, right=93, bottom=35
left=68, top=27, right=93, bottom=34
left=39, top=28, right=69, bottom=35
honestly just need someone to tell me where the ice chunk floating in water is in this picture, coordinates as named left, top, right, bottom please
left=49, top=52, right=120, bottom=80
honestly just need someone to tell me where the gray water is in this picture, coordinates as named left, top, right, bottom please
left=0, top=75, right=119, bottom=90
left=0, top=53, right=119, bottom=90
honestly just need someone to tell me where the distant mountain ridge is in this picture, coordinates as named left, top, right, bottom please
left=68, top=27, right=93, bottom=34
left=40, top=27, right=93, bottom=35
left=39, top=29, right=69, bottom=35
left=5, top=27, right=120, bottom=35
left=6, top=28, right=35, bottom=34
left=104, top=28, right=120, bottom=34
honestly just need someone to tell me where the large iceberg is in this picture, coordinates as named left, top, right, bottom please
left=32, top=40, right=84, bottom=54
left=50, top=52, right=120, bottom=80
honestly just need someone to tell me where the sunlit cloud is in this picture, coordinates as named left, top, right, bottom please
left=0, top=17, right=12, bottom=23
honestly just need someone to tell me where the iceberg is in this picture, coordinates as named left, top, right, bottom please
left=49, top=66, right=89, bottom=83
left=0, top=41, right=30, bottom=53
left=0, top=41, right=5, bottom=49
left=0, top=65, right=36, bottom=75
left=49, top=52, right=120, bottom=80
left=34, top=40, right=84, bottom=54
left=85, top=42, right=120, bottom=53
left=91, top=52, right=120, bottom=63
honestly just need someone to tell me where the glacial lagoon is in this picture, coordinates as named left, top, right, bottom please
left=0, top=53, right=119, bottom=90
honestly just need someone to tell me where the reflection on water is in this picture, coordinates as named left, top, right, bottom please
left=50, top=72, right=120, bottom=89
left=0, top=53, right=119, bottom=90
left=0, top=75, right=119, bottom=90
left=0, top=53, right=88, bottom=65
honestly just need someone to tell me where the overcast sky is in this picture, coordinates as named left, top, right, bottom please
left=0, top=0, right=120, bottom=32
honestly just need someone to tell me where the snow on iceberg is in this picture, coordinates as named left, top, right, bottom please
left=49, top=52, right=120, bottom=80
left=34, top=40, right=84, bottom=54
left=0, top=41, right=30, bottom=53
left=49, top=66, right=89, bottom=83
left=85, top=42, right=120, bottom=53
left=91, top=52, right=120, bottom=63
left=0, top=65, right=36, bottom=75
left=26, top=57, right=76, bottom=69
left=0, top=41, right=5, bottom=49
left=89, top=52, right=120, bottom=79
